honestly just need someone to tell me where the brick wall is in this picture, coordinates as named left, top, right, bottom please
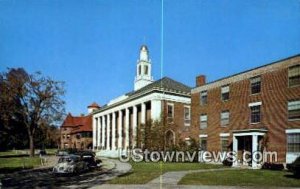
left=162, top=100, right=192, bottom=143
left=191, top=55, right=300, bottom=162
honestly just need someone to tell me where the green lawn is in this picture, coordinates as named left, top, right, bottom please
left=0, top=150, right=24, bottom=157
left=108, top=161, right=224, bottom=184
left=179, top=169, right=300, bottom=187
left=0, top=149, right=58, bottom=157
left=0, top=157, right=41, bottom=174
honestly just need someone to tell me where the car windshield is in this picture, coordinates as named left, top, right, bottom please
left=58, top=157, right=75, bottom=163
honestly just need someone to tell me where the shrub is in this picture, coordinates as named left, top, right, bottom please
left=222, top=158, right=233, bottom=166
left=262, top=162, right=284, bottom=171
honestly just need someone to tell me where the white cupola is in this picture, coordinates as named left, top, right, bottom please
left=134, top=45, right=154, bottom=91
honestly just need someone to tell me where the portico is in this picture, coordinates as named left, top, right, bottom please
left=232, top=129, right=267, bottom=169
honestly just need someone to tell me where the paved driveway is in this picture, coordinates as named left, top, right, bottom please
left=0, top=158, right=118, bottom=188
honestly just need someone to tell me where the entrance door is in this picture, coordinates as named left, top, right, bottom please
left=237, top=136, right=252, bottom=166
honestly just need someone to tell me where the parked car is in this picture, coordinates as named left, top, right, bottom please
left=74, top=151, right=102, bottom=168
left=289, top=156, right=300, bottom=177
left=53, top=155, right=89, bottom=175
left=56, top=150, right=69, bottom=156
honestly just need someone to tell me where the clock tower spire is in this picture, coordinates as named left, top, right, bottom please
left=134, top=45, right=154, bottom=91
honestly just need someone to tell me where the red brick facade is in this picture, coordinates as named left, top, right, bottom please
left=60, top=113, right=93, bottom=150
left=162, top=100, right=192, bottom=144
left=191, top=55, right=300, bottom=163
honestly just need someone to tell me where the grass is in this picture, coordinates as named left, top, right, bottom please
left=0, top=148, right=58, bottom=157
left=108, top=161, right=224, bottom=184
left=179, top=169, right=300, bottom=187
left=0, top=150, right=23, bottom=157
left=0, top=157, right=41, bottom=174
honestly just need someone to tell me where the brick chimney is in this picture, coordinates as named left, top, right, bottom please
left=196, top=75, right=206, bottom=87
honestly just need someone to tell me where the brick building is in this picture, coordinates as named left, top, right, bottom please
left=191, top=55, right=300, bottom=168
left=92, top=45, right=191, bottom=157
left=60, top=103, right=100, bottom=149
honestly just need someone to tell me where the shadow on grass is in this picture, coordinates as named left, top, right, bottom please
left=0, top=167, right=33, bottom=174
left=0, top=154, right=29, bottom=158
left=284, top=174, right=300, bottom=179
left=1, top=167, right=111, bottom=188
left=115, top=171, right=133, bottom=178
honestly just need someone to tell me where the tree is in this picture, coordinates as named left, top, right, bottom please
left=0, top=68, right=29, bottom=150
left=0, top=68, right=65, bottom=156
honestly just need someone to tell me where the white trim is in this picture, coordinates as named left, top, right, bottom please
left=248, top=101, right=262, bottom=107
left=93, top=92, right=190, bottom=119
left=233, top=132, right=265, bottom=137
left=184, top=137, right=191, bottom=141
left=286, top=129, right=300, bottom=134
left=220, top=133, right=230, bottom=137
left=199, top=134, right=208, bottom=138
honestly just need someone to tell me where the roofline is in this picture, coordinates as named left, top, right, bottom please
left=192, top=53, right=300, bottom=90
left=92, top=88, right=191, bottom=114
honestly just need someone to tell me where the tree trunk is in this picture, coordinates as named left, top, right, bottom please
left=29, top=134, right=35, bottom=157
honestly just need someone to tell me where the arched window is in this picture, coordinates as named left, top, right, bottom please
left=139, top=65, right=141, bottom=75
left=165, top=130, right=175, bottom=148
left=144, top=65, right=148, bottom=75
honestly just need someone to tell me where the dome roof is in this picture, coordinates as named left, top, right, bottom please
left=87, top=102, right=100, bottom=108
left=140, top=45, right=148, bottom=51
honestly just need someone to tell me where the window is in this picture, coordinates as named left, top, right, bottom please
left=287, top=133, right=300, bottom=152
left=200, top=114, right=208, bottom=129
left=220, top=111, right=230, bottom=126
left=288, top=100, right=300, bottom=120
left=184, top=106, right=191, bottom=126
left=185, top=138, right=191, bottom=146
left=81, top=132, right=92, bottom=138
left=251, top=76, right=261, bottom=94
left=250, top=105, right=261, bottom=123
left=200, top=137, right=207, bottom=151
left=200, top=91, right=207, bottom=105
left=66, top=134, right=70, bottom=139
left=221, top=137, right=229, bottom=152
left=167, top=104, right=174, bottom=123
left=288, top=65, right=300, bottom=87
left=167, top=104, right=174, bottom=118
left=221, top=85, right=230, bottom=101
left=144, top=65, right=148, bottom=75
left=76, top=134, right=81, bottom=139
left=138, top=65, right=141, bottom=75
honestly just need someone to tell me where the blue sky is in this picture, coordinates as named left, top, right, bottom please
left=1, top=0, right=300, bottom=115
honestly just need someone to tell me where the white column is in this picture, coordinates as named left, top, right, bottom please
left=97, top=117, right=101, bottom=148
left=118, top=110, right=123, bottom=149
left=107, top=114, right=111, bottom=150
left=141, top=102, right=146, bottom=124
left=92, top=117, right=97, bottom=150
left=112, top=112, right=116, bottom=150
left=233, top=135, right=238, bottom=167
left=132, top=106, right=137, bottom=148
left=151, top=100, right=162, bottom=121
left=101, top=116, right=105, bottom=149
left=252, top=135, right=258, bottom=168
left=125, top=108, right=130, bottom=149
